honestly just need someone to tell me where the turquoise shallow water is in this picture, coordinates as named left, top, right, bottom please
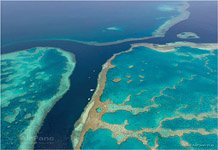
left=158, top=136, right=184, bottom=149
left=162, top=118, right=217, bottom=131
left=82, top=129, right=148, bottom=149
left=1, top=47, right=75, bottom=149
left=182, top=133, right=217, bottom=149
left=82, top=45, right=217, bottom=149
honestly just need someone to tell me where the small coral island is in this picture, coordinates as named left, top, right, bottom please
left=177, top=32, right=200, bottom=39
left=73, top=42, right=217, bottom=149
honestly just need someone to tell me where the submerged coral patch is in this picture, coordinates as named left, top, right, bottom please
left=73, top=42, right=217, bottom=149
left=1, top=47, right=75, bottom=149
left=177, top=32, right=200, bottom=39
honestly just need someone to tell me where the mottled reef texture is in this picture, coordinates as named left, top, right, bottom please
left=72, top=42, right=218, bottom=149
left=1, top=47, right=76, bottom=149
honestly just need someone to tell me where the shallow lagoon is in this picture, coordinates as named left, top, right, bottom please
left=80, top=44, right=217, bottom=149
left=82, top=129, right=148, bottom=149
left=1, top=47, right=75, bottom=149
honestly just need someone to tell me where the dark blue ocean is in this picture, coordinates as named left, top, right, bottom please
left=1, top=1, right=217, bottom=149
left=2, top=1, right=184, bottom=45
